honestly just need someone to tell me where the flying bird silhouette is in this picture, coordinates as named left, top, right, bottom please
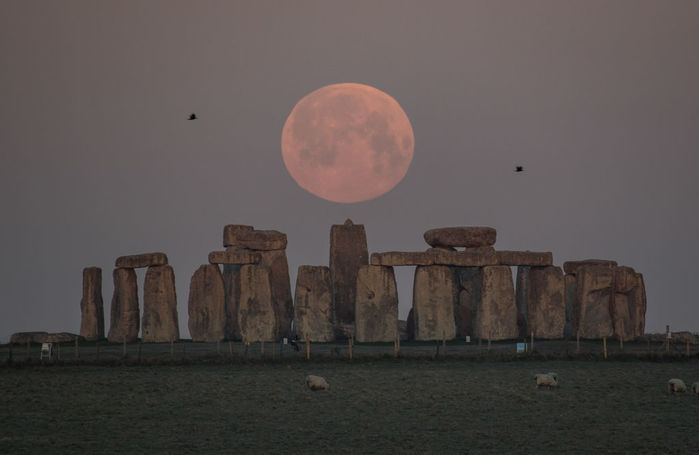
left=188, top=113, right=197, bottom=120
left=515, top=166, right=524, bottom=173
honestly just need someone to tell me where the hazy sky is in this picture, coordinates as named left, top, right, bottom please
left=2, top=1, right=698, bottom=342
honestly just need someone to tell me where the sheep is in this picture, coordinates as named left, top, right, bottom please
left=667, top=378, right=687, bottom=394
left=691, top=382, right=699, bottom=395
left=306, top=375, right=329, bottom=391
left=535, top=372, right=558, bottom=388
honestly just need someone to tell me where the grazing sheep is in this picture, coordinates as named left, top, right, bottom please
left=691, top=382, right=699, bottom=395
left=535, top=372, right=559, bottom=388
left=667, top=378, right=687, bottom=394
left=306, top=375, right=329, bottom=391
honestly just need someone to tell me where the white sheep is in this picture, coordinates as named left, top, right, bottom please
left=691, top=382, right=699, bottom=395
left=306, top=375, right=329, bottom=391
left=667, top=378, right=687, bottom=393
left=535, top=372, right=559, bottom=388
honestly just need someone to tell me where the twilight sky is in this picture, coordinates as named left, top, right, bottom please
left=1, top=1, right=698, bottom=342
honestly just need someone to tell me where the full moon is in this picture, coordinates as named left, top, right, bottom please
left=281, top=83, right=414, bottom=203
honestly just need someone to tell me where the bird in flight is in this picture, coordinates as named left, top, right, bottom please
left=188, top=113, right=197, bottom=120
left=515, top=166, right=524, bottom=173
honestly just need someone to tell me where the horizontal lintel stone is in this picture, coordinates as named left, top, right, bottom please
left=496, top=251, right=553, bottom=266
left=370, top=249, right=498, bottom=267
left=115, top=252, right=168, bottom=268
left=208, top=250, right=261, bottom=265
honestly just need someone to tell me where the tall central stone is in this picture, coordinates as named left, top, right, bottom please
left=329, top=219, right=368, bottom=337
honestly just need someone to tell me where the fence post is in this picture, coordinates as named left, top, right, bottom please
left=487, top=331, right=491, bottom=353
left=305, top=338, right=310, bottom=360
left=530, top=331, right=534, bottom=353
left=57, top=343, right=61, bottom=360
left=665, top=325, right=670, bottom=353
left=442, top=332, right=447, bottom=358
left=138, top=341, right=142, bottom=362
left=348, top=336, right=353, bottom=360
left=394, top=337, right=399, bottom=358
left=96, top=342, right=100, bottom=361
left=75, top=337, right=79, bottom=359
left=603, top=336, right=607, bottom=359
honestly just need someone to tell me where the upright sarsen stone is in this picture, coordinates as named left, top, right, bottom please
left=223, top=264, right=243, bottom=340
left=237, top=265, right=276, bottom=342
left=258, top=250, right=293, bottom=339
left=475, top=266, right=517, bottom=340
left=294, top=266, right=334, bottom=342
left=188, top=264, right=226, bottom=342
left=108, top=268, right=139, bottom=343
left=330, top=219, right=368, bottom=335
left=142, top=265, right=180, bottom=342
left=576, top=265, right=614, bottom=338
left=452, top=267, right=480, bottom=339
left=80, top=267, right=104, bottom=341
left=412, top=265, right=456, bottom=341
left=564, top=274, right=577, bottom=338
left=527, top=266, right=565, bottom=339
left=355, top=265, right=398, bottom=342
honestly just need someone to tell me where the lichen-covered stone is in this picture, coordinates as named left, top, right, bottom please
left=188, top=264, right=226, bottom=342
left=258, top=249, right=293, bottom=338
left=80, top=267, right=104, bottom=341
left=237, top=265, right=276, bottom=342
left=330, top=219, right=368, bottom=335
left=452, top=267, right=480, bottom=339
left=354, top=265, right=398, bottom=342
left=475, top=266, right=518, bottom=340
left=527, top=266, right=565, bottom=339
left=294, top=266, right=334, bottom=342
left=412, top=265, right=456, bottom=341
left=575, top=265, right=614, bottom=339
left=107, top=268, right=139, bottom=343
left=142, top=265, right=180, bottom=342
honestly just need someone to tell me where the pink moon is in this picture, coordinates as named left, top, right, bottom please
left=281, top=83, right=415, bottom=203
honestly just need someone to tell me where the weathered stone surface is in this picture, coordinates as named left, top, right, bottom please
left=223, top=264, right=243, bottom=339
left=630, top=274, right=646, bottom=338
left=412, top=266, right=456, bottom=340
left=115, top=252, right=168, bottom=269
left=452, top=267, right=480, bottom=338
left=612, top=268, right=646, bottom=340
left=223, top=225, right=287, bottom=250
left=496, top=251, right=553, bottom=266
left=142, top=265, right=180, bottom=342
left=371, top=249, right=498, bottom=267
left=237, top=265, right=277, bottom=342
left=563, top=259, right=617, bottom=275
left=259, top=250, right=294, bottom=338
left=355, top=265, right=399, bottom=342
left=424, top=226, right=496, bottom=248
left=527, top=267, right=565, bottom=339
left=80, top=267, right=104, bottom=341
left=108, top=268, right=140, bottom=343
left=330, top=219, right=368, bottom=335
left=564, top=274, right=577, bottom=338
left=208, top=250, right=261, bottom=265
left=515, top=266, right=531, bottom=338
left=10, top=332, right=81, bottom=344
left=294, top=266, right=334, bottom=342
left=614, top=266, right=637, bottom=293
left=475, top=266, right=518, bottom=340
left=188, top=264, right=226, bottom=342
left=575, top=265, right=614, bottom=338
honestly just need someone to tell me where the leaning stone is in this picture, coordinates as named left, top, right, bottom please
left=496, top=251, right=553, bottom=266
left=475, top=266, right=518, bottom=340
left=108, top=268, right=140, bottom=343
left=330, top=219, right=368, bottom=335
left=424, top=226, right=496, bottom=248
left=527, top=267, right=565, bottom=339
left=294, top=266, right=334, bottom=342
left=80, top=267, right=104, bottom=341
left=223, top=225, right=287, bottom=250
left=452, top=267, right=481, bottom=339
left=188, top=264, right=226, bottom=342
left=576, top=265, right=614, bottom=338
left=563, top=259, right=617, bottom=275
left=258, top=250, right=294, bottom=339
left=115, top=252, right=168, bottom=269
left=208, top=250, right=261, bottom=265
left=355, top=265, right=399, bottom=342
left=142, top=265, right=180, bottom=342
left=370, top=249, right=498, bottom=267
left=412, top=265, right=456, bottom=341
left=237, top=265, right=277, bottom=342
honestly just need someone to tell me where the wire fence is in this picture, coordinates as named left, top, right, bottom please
left=1, top=335, right=698, bottom=365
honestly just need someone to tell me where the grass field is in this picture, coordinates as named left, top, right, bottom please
left=2, top=359, right=698, bottom=453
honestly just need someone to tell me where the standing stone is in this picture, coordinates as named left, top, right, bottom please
left=258, top=250, right=293, bottom=338
left=294, top=266, right=334, bottom=342
left=515, top=266, right=531, bottom=338
left=475, top=266, right=518, bottom=340
left=237, top=265, right=277, bottom=342
left=564, top=274, right=577, bottom=338
left=575, top=265, right=614, bottom=338
left=612, top=266, right=635, bottom=341
left=527, top=266, right=565, bottom=339
left=452, top=267, right=480, bottom=339
left=355, top=265, right=399, bottom=342
left=330, top=219, right=368, bottom=336
left=188, top=264, right=225, bottom=342
left=223, top=264, right=243, bottom=340
left=412, top=265, right=456, bottom=341
left=80, top=267, right=104, bottom=341
left=107, top=268, right=139, bottom=343
left=630, top=274, right=647, bottom=338
left=142, top=265, right=180, bottom=342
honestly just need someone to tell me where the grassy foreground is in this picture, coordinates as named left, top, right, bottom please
left=2, top=360, right=698, bottom=454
